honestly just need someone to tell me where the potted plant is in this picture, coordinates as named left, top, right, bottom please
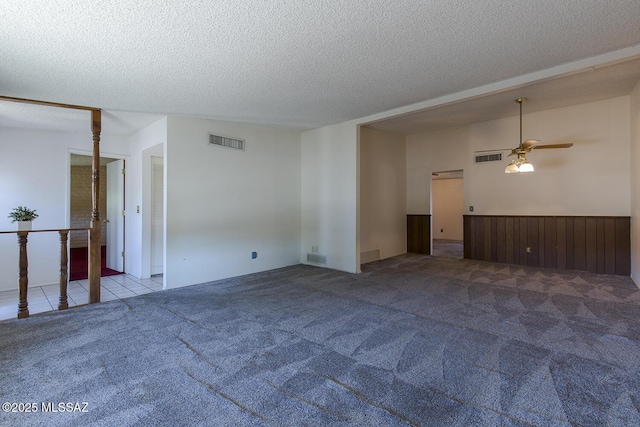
left=8, top=206, right=39, bottom=231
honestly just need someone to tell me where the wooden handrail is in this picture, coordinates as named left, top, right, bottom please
left=2, top=228, right=91, bottom=319
left=0, top=228, right=90, bottom=234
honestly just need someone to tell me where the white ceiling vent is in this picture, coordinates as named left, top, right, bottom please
left=474, top=153, right=502, bottom=163
left=209, top=133, right=244, bottom=151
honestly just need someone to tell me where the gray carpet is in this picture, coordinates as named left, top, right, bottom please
left=432, top=239, right=463, bottom=259
left=1, top=255, right=639, bottom=426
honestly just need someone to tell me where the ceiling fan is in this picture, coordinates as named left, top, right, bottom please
left=477, top=97, right=573, bottom=173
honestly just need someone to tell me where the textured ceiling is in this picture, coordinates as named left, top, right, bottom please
left=365, top=57, right=640, bottom=134
left=2, top=1, right=640, bottom=134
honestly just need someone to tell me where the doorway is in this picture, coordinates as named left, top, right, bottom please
left=431, top=170, right=464, bottom=259
left=69, top=154, right=125, bottom=280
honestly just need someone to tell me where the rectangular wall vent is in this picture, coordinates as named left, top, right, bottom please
left=306, top=253, right=327, bottom=264
left=209, top=133, right=245, bottom=151
left=474, top=153, right=502, bottom=163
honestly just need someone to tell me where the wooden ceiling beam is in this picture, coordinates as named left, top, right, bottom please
left=0, top=95, right=99, bottom=112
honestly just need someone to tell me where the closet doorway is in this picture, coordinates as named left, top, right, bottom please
left=431, top=170, right=464, bottom=259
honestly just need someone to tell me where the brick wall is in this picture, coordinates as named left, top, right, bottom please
left=70, top=166, right=107, bottom=248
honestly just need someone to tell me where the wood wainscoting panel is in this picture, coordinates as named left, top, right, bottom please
left=407, top=215, right=431, bottom=255
left=527, top=217, right=539, bottom=267
left=463, top=215, right=631, bottom=276
left=545, top=216, right=557, bottom=269
left=604, top=218, right=616, bottom=275
left=585, top=217, right=598, bottom=273
left=615, top=217, right=631, bottom=275
left=573, top=217, right=586, bottom=271
left=556, top=218, right=567, bottom=270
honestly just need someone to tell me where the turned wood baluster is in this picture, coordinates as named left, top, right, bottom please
left=58, top=230, right=69, bottom=310
left=88, top=109, right=102, bottom=304
left=17, top=231, right=29, bottom=318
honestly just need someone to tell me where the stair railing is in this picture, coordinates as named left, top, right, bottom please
left=0, top=227, right=92, bottom=319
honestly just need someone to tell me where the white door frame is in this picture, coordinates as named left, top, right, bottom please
left=141, top=143, right=165, bottom=282
left=150, top=156, right=164, bottom=275
left=106, top=159, right=125, bottom=272
left=430, top=169, right=464, bottom=255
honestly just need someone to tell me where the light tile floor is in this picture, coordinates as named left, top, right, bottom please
left=0, top=274, right=164, bottom=321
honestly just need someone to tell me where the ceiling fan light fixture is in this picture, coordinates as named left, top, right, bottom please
left=491, top=96, right=572, bottom=174
left=518, top=160, right=534, bottom=173
left=504, top=97, right=536, bottom=174
left=516, top=152, right=534, bottom=172
left=505, top=161, right=519, bottom=173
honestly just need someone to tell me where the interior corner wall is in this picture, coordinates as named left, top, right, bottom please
left=165, top=116, right=301, bottom=289
left=0, top=126, right=131, bottom=292
left=432, top=178, right=464, bottom=240
left=127, top=116, right=167, bottom=279
left=359, top=127, right=406, bottom=260
left=407, top=97, right=631, bottom=217
left=301, top=121, right=359, bottom=273
left=630, top=82, right=640, bottom=285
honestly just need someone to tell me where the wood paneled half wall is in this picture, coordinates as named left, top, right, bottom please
left=407, top=215, right=431, bottom=255
left=463, top=215, right=631, bottom=276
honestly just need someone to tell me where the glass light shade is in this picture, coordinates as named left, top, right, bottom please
left=518, top=161, right=534, bottom=172
left=505, top=161, right=519, bottom=173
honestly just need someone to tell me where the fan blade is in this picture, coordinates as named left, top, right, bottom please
left=474, top=148, right=511, bottom=153
left=521, top=139, right=539, bottom=148
left=531, top=143, right=573, bottom=149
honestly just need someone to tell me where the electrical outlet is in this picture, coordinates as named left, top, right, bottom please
left=311, top=246, right=318, bottom=253
left=469, top=206, right=474, bottom=212
left=251, top=251, right=257, bottom=259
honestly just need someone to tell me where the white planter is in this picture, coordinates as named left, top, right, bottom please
left=17, top=221, right=32, bottom=231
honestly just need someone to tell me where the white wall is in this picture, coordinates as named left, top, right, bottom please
left=407, top=126, right=470, bottom=214
left=0, top=127, right=131, bottom=291
left=630, top=83, right=640, bottom=285
left=359, top=127, right=406, bottom=261
left=407, top=97, right=632, bottom=216
left=432, top=178, right=463, bottom=240
left=126, top=117, right=167, bottom=279
left=301, top=121, right=359, bottom=273
left=165, top=116, right=301, bottom=289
